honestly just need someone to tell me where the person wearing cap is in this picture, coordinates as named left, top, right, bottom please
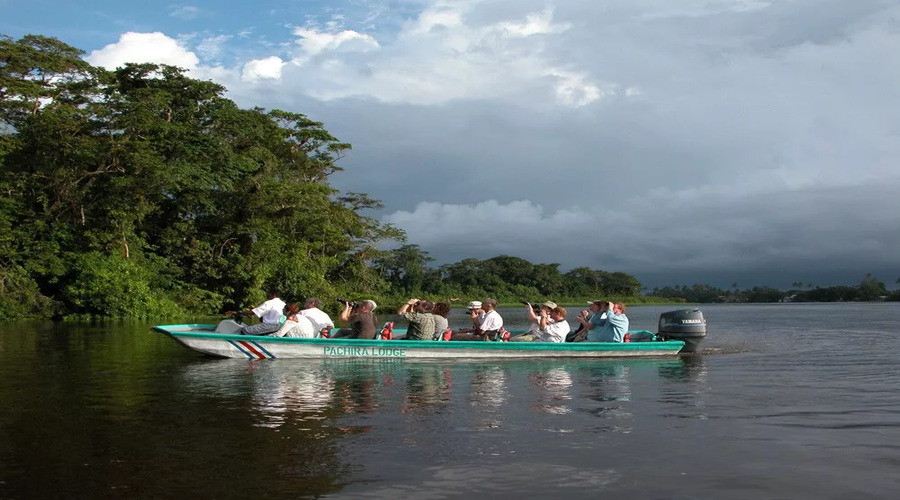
left=397, top=298, right=436, bottom=341
left=464, top=300, right=484, bottom=329
left=333, top=299, right=378, bottom=339
left=452, top=298, right=503, bottom=341
left=510, top=306, right=570, bottom=342
left=512, top=300, right=558, bottom=340
left=586, top=301, right=629, bottom=342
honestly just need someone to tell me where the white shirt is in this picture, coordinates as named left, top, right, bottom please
left=274, top=315, right=316, bottom=338
left=300, top=307, right=334, bottom=333
left=479, top=310, right=503, bottom=331
left=538, top=320, right=570, bottom=343
left=528, top=316, right=555, bottom=334
left=252, top=297, right=287, bottom=324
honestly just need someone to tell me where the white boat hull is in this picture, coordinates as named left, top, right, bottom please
left=153, top=324, right=685, bottom=360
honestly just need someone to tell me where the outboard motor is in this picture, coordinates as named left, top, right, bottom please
left=657, top=309, right=707, bottom=353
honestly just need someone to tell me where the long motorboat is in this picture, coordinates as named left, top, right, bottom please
left=152, top=309, right=707, bottom=360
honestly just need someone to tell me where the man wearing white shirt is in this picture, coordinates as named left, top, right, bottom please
left=239, top=292, right=286, bottom=335
left=299, top=297, right=335, bottom=336
left=451, top=298, right=503, bottom=341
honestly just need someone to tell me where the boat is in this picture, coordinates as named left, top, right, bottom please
left=152, top=309, right=706, bottom=360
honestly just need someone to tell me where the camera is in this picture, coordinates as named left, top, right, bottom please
left=336, top=298, right=359, bottom=308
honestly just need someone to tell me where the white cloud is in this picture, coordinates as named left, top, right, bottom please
left=242, top=56, right=286, bottom=81
left=263, top=2, right=607, bottom=107
left=291, top=27, right=380, bottom=59
left=86, top=32, right=200, bottom=70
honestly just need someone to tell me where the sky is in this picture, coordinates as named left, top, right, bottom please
left=3, top=0, right=899, bottom=290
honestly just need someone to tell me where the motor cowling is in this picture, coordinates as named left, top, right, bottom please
left=657, top=309, right=707, bottom=353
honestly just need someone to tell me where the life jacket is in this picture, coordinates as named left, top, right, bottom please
left=379, top=321, right=394, bottom=340
left=319, top=327, right=331, bottom=338
left=499, top=328, right=510, bottom=342
left=442, top=328, right=452, bottom=341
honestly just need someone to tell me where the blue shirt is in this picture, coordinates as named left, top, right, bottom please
left=587, top=310, right=629, bottom=342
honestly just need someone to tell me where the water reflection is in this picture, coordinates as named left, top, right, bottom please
left=469, top=365, right=509, bottom=412
left=576, top=361, right=633, bottom=432
left=528, top=367, right=574, bottom=415
left=657, top=355, right=710, bottom=419
left=402, top=364, right=452, bottom=414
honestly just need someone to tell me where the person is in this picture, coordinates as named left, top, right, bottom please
left=511, top=301, right=557, bottom=340
left=397, top=298, right=436, bottom=341
left=332, top=300, right=378, bottom=339
left=432, top=302, right=451, bottom=339
left=465, top=301, right=484, bottom=330
left=273, top=303, right=316, bottom=338
left=587, top=301, right=629, bottom=342
left=299, top=297, right=335, bottom=336
left=570, top=300, right=608, bottom=342
left=451, top=299, right=503, bottom=341
left=510, top=306, right=570, bottom=342
left=235, top=291, right=286, bottom=336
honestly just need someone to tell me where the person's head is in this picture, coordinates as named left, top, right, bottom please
left=588, top=300, right=607, bottom=312
left=550, top=306, right=567, bottom=321
left=416, top=299, right=434, bottom=312
left=268, top=290, right=280, bottom=299
left=432, top=302, right=451, bottom=318
left=358, top=299, right=377, bottom=312
left=284, top=303, right=300, bottom=315
left=612, top=302, right=626, bottom=314
left=482, top=299, right=497, bottom=311
left=304, top=297, right=322, bottom=309
left=466, top=301, right=483, bottom=314
left=540, top=300, right=557, bottom=312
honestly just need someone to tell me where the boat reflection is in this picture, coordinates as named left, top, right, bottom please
left=176, top=357, right=710, bottom=433
left=528, top=367, right=574, bottom=415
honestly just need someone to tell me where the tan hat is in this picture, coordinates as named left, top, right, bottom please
left=466, top=300, right=482, bottom=310
left=588, top=299, right=605, bottom=305
left=541, top=301, right=558, bottom=309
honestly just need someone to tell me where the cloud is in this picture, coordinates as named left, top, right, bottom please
left=69, top=0, right=900, bottom=288
left=268, top=2, right=607, bottom=106
left=242, top=56, right=286, bottom=81
left=194, top=34, right=230, bottom=61
left=86, top=32, right=200, bottom=70
left=291, top=27, right=380, bottom=58
left=169, top=5, right=201, bottom=21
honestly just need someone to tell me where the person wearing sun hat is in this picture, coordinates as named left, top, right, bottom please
left=452, top=299, right=502, bottom=341
left=510, top=305, right=570, bottom=342
left=465, top=300, right=484, bottom=329
left=511, top=300, right=558, bottom=340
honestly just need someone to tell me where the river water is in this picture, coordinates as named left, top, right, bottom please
left=1, top=303, right=899, bottom=499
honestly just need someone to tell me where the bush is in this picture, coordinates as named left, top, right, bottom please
left=63, top=252, right=187, bottom=319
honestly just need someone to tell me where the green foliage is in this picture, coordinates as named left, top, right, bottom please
left=0, top=34, right=403, bottom=318
left=62, top=252, right=185, bottom=319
